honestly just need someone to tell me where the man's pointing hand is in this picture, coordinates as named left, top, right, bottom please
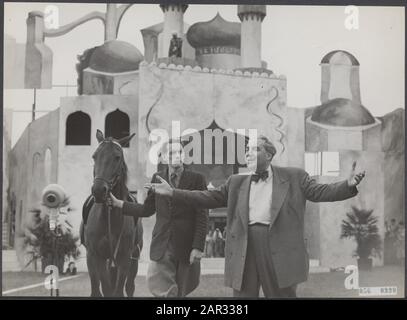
left=145, top=175, right=174, bottom=197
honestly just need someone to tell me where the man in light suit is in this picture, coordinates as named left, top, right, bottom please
left=148, top=135, right=365, bottom=298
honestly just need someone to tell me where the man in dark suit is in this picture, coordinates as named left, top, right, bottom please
left=149, top=135, right=365, bottom=298
left=109, top=140, right=208, bottom=297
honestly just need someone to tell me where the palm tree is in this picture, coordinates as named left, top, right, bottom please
left=341, top=206, right=382, bottom=270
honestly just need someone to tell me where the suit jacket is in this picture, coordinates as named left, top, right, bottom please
left=173, top=166, right=358, bottom=290
left=122, top=167, right=208, bottom=264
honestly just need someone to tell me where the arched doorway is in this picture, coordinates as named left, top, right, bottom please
left=66, top=111, right=91, bottom=145
left=105, top=109, right=130, bottom=147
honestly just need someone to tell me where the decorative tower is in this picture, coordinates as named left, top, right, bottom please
left=25, top=11, right=53, bottom=88
left=320, top=50, right=361, bottom=104
left=158, top=4, right=188, bottom=58
left=237, top=5, right=266, bottom=68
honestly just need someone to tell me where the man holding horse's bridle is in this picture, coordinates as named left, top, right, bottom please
left=109, top=139, right=208, bottom=297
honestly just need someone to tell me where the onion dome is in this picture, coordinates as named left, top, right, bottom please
left=89, top=40, right=144, bottom=73
left=187, top=13, right=240, bottom=49
left=311, top=98, right=375, bottom=127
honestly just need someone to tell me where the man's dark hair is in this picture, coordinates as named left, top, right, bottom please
left=258, top=135, right=277, bottom=157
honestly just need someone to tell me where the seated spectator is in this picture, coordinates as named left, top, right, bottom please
left=65, top=261, right=77, bottom=275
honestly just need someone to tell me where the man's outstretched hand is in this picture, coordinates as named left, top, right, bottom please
left=347, top=161, right=366, bottom=187
left=145, top=176, right=174, bottom=196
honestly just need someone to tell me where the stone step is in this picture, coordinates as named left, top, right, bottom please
left=2, top=250, right=21, bottom=272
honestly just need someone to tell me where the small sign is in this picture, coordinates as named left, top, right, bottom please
left=358, top=286, right=397, bottom=297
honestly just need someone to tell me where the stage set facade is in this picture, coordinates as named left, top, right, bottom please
left=4, top=4, right=404, bottom=270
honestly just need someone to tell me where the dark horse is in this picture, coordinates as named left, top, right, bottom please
left=81, top=130, right=143, bottom=297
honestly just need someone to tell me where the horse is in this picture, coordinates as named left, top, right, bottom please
left=81, top=129, right=143, bottom=297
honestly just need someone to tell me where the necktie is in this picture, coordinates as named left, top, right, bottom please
left=251, top=171, right=269, bottom=183
left=170, top=172, right=177, bottom=188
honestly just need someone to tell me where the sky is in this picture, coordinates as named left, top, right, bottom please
left=3, top=3, right=405, bottom=146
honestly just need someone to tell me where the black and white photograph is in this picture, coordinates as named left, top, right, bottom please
left=1, top=1, right=405, bottom=300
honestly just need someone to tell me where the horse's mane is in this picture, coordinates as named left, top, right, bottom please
left=120, top=160, right=129, bottom=195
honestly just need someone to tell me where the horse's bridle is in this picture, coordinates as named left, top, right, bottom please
left=93, top=174, right=121, bottom=194
left=92, top=140, right=125, bottom=271
left=93, top=140, right=124, bottom=195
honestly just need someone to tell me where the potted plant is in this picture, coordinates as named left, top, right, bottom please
left=340, top=206, right=382, bottom=271
left=24, top=201, right=80, bottom=274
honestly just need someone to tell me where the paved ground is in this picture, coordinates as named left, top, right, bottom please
left=2, top=265, right=404, bottom=298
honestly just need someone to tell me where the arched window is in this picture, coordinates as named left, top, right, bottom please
left=32, top=153, right=41, bottom=178
left=32, top=152, right=42, bottom=202
left=105, top=109, right=130, bottom=147
left=66, top=111, right=91, bottom=145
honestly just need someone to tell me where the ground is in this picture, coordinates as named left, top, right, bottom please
left=2, top=266, right=404, bottom=298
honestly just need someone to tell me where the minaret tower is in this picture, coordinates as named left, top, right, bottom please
left=237, top=5, right=266, bottom=68
left=158, top=4, right=188, bottom=58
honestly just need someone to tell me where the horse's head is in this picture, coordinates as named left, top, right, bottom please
left=91, top=130, right=135, bottom=203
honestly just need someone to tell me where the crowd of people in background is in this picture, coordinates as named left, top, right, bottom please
left=384, top=218, right=405, bottom=265
left=204, top=227, right=226, bottom=258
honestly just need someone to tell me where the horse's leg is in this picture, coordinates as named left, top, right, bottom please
left=96, top=258, right=113, bottom=297
left=113, top=266, right=127, bottom=297
left=125, top=259, right=139, bottom=297
left=110, top=265, right=118, bottom=289
left=87, top=252, right=102, bottom=297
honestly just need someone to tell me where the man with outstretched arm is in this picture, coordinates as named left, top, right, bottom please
left=148, top=135, right=365, bottom=298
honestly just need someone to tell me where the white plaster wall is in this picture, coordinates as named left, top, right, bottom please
left=138, top=64, right=288, bottom=181
left=7, top=109, right=60, bottom=266
left=57, top=95, right=140, bottom=234
left=286, top=107, right=306, bottom=168
left=196, top=53, right=241, bottom=70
